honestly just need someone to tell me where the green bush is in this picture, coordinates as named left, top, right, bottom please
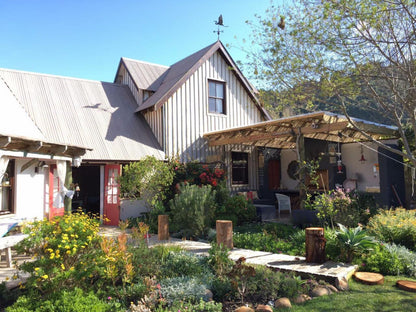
left=6, top=288, right=119, bottom=312
left=119, top=156, right=174, bottom=207
left=215, top=195, right=257, bottom=225
left=244, top=265, right=281, bottom=303
left=170, top=184, right=216, bottom=238
left=15, top=212, right=102, bottom=294
left=361, top=243, right=405, bottom=275
left=367, top=208, right=416, bottom=250
left=161, top=251, right=207, bottom=278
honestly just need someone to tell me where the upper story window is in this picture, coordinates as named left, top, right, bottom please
left=208, top=80, right=226, bottom=114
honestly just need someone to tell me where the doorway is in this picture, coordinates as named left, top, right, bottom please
left=71, top=166, right=100, bottom=215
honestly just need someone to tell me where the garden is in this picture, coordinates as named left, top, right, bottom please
left=2, top=156, right=416, bottom=311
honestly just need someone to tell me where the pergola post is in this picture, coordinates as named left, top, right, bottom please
left=297, top=131, right=306, bottom=209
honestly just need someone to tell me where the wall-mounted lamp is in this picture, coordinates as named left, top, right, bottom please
left=35, top=161, right=49, bottom=173
left=72, top=156, right=82, bottom=168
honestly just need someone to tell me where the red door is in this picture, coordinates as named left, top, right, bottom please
left=103, top=164, right=120, bottom=225
left=49, top=165, right=65, bottom=220
left=268, top=159, right=281, bottom=190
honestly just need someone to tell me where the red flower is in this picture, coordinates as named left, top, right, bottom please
left=212, top=179, right=217, bottom=187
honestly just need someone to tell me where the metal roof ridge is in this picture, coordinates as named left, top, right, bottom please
left=121, top=57, right=170, bottom=69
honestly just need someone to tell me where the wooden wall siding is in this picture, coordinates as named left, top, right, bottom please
left=118, top=65, right=142, bottom=106
left=145, top=51, right=264, bottom=163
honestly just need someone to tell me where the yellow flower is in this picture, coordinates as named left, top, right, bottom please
left=61, top=264, right=65, bottom=270
left=41, top=274, right=48, bottom=280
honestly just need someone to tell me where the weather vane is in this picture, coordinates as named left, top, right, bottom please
left=214, top=14, right=227, bottom=40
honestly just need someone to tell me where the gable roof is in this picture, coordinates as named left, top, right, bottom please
left=0, top=77, right=88, bottom=158
left=121, top=41, right=270, bottom=120
left=0, top=69, right=164, bottom=161
left=117, top=58, right=169, bottom=92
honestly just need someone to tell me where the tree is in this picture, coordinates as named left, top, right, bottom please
left=246, top=0, right=416, bottom=167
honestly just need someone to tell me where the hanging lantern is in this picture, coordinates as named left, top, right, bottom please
left=337, top=141, right=343, bottom=173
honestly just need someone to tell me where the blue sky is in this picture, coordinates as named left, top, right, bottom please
left=0, top=0, right=273, bottom=84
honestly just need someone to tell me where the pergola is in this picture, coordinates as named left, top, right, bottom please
left=204, top=111, right=398, bottom=149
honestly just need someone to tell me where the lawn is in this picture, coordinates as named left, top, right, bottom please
left=291, top=276, right=416, bottom=312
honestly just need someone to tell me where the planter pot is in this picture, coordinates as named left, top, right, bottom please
left=292, top=209, right=319, bottom=227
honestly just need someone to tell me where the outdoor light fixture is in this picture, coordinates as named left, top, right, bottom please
left=72, top=156, right=82, bottom=167
left=359, top=145, right=366, bottom=164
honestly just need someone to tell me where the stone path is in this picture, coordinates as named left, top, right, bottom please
left=1, top=226, right=357, bottom=289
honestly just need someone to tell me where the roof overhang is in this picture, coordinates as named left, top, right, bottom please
left=0, top=134, right=90, bottom=158
left=203, top=111, right=398, bottom=149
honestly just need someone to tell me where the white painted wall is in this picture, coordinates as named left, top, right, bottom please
left=341, top=142, right=381, bottom=192
left=14, top=158, right=46, bottom=221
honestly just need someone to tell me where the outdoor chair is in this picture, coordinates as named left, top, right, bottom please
left=275, top=193, right=291, bottom=218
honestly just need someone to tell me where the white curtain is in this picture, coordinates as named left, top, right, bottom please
left=56, top=160, right=67, bottom=195
left=0, top=156, right=9, bottom=182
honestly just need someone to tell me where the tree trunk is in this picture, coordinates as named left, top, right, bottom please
left=158, top=215, right=169, bottom=241
left=216, top=220, right=233, bottom=249
left=305, top=227, right=326, bottom=263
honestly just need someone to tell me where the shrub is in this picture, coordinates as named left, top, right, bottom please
left=161, top=251, right=207, bottom=278
left=15, top=212, right=102, bottom=294
left=170, top=184, right=216, bottom=238
left=244, top=265, right=281, bottom=303
left=154, top=298, right=223, bottom=312
left=367, top=208, right=416, bottom=250
left=217, top=195, right=256, bottom=225
left=119, top=156, right=174, bottom=207
left=207, top=242, right=234, bottom=277
left=335, top=224, right=377, bottom=263
left=159, top=275, right=213, bottom=305
left=361, top=243, right=406, bottom=275
left=6, top=287, right=119, bottom=312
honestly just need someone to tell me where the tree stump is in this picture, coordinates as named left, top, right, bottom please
left=158, top=215, right=169, bottom=241
left=354, top=272, right=384, bottom=285
left=305, top=227, right=326, bottom=263
left=216, top=220, right=233, bottom=249
left=396, top=280, right=416, bottom=292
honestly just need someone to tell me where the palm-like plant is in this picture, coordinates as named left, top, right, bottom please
left=336, top=223, right=377, bottom=263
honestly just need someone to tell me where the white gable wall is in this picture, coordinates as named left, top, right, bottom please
left=14, top=159, right=46, bottom=221
left=143, top=51, right=264, bottom=162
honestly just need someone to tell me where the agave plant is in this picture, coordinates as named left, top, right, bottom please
left=336, top=223, right=377, bottom=263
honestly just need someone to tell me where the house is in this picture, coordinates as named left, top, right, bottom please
left=0, top=40, right=405, bottom=227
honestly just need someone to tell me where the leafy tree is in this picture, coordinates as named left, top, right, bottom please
left=246, top=0, right=416, bottom=167
left=119, top=156, right=174, bottom=208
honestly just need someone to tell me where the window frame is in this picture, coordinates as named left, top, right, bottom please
left=231, top=152, right=249, bottom=185
left=208, top=79, right=226, bottom=115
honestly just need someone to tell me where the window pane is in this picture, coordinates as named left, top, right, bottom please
left=216, top=99, right=223, bottom=114
left=232, top=152, right=248, bottom=184
left=209, top=98, right=216, bottom=112
left=216, top=83, right=224, bottom=98
left=209, top=81, right=216, bottom=97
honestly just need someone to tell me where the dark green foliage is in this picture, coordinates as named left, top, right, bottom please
left=6, top=288, right=119, bottom=312
left=215, top=194, right=257, bottom=226
left=161, top=251, right=208, bottom=278
left=155, top=298, right=223, bottom=312
left=170, top=184, right=216, bottom=238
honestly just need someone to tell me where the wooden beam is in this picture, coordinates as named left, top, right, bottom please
left=0, top=136, right=11, bottom=148
left=208, top=121, right=349, bottom=147
left=27, top=141, right=43, bottom=152
left=21, top=158, right=39, bottom=173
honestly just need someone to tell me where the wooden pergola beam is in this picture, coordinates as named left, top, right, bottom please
left=0, top=136, right=11, bottom=148
left=207, top=121, right=349, bottom=147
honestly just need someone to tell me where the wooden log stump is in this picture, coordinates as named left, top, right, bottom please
left=354, top=272, right=384, bottom=285
left=158, top=215, right=169, bottom=241
left=216, top=220, right=233, bottom=249
left=396, top=280, right=416, bottom=292
left=305, top=227, right=326, bottom=263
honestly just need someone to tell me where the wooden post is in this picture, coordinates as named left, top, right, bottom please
left=216, top=220, right=233, bottom=249
left=297, top=131, right=306, bottom=210
left=158, top=215, right=169, bottom=241
left=305, top=227, right=326, bottom=263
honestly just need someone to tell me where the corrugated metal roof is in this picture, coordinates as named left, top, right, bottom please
left=0, top=77, right=46, bottom=141
left=0, top=69, right=164, bottom=161
left=120, top=58, right=169, bottom=91
left=124, top=41, right=270, bottom=120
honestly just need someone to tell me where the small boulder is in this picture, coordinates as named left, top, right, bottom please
left=274, top=298, right=292, bottom=309
left=310, top=286, right=331, bottom=297
left=327, top=284, right=338, bottom=293
left=256, top=304, right=273, bottom=312
left=335, top=277, right=349, bottom=291
left=204, top=289, right=213, bottom=301
left=235, top=307, right=254, bottom=312
left=293, top=294, right=311, bottom=304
